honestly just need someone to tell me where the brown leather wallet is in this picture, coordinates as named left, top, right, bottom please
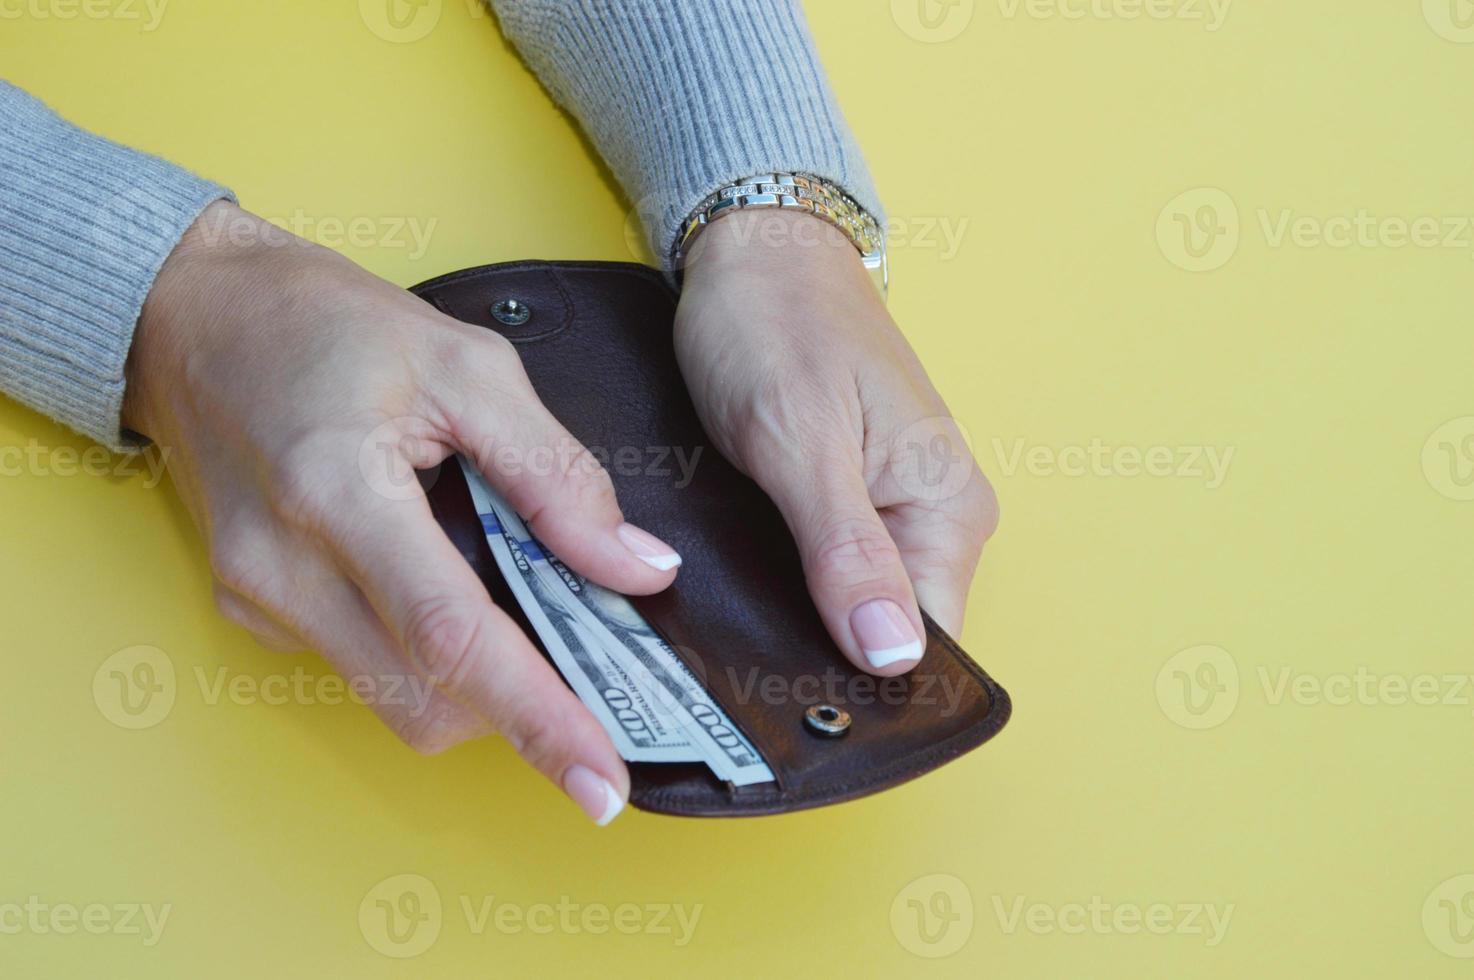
left=415, top=260, right=1011, bottom=817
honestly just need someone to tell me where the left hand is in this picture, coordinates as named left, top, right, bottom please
left=673, top=209, right=998, bottom=676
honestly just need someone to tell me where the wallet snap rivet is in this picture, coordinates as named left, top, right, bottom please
left=491, top=298, right=531, bottom=326
left=804, top=703, right=851, bottom=737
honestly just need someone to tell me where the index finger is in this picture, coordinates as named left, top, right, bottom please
left=309, top=469, right=630, bottom=826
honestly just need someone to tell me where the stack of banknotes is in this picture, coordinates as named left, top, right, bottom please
left=458, top=457, right=775, bottom=786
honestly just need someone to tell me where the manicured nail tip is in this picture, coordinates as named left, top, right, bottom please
left=616, top=523, right=682, bottom=572
left=564, top=764, right=626, bottom=826
left=864, top=640, right=924, bottom=670
left=594, top=783, right=625, bottom=827
left=850, top=599, right=923, bottom=668
left=635, top=552, right=682, bottom=571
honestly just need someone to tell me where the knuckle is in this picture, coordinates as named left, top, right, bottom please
left=210, top=582, right=254, bottom=626
left=445, top=331, right=525, bottom=400
left=252, top=630, right=300, bottom=654
left=741, top=387, right=850, bottom=465
left=807, top=514, right=903, bottom=586
left=210, top=582, right=299, bottom=651
left=267, top=448, right=345, bottom=532
left=209, top=545, right=275, bottom=607
left=505, top=708, right=581, bottom=773
left=388, top=702, right=477, bottom=756
left=521, top=445, right=618, bottom=526
left=906, top=458, right=999, bottom=543
left=958, top=471, right=1001, bottom=542
left=562, top=451, right=617, bottom=509
left=473, top=330, right=519, bottom=366
left=975, top=478, right=1001, bottom=541
left=402, top=595, right=486, bottom=690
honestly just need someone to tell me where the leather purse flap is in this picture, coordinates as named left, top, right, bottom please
left=416, top=260, right=1011, bottom=816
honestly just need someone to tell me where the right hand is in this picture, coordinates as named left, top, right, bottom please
left=123, top=201, right=683, bottom=824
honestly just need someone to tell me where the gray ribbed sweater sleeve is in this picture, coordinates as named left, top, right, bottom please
left=2, top=8, right=870, bottom=448
left=489, top=0, right=882, bottom=264
left=0, top=81, right=232, bottom=451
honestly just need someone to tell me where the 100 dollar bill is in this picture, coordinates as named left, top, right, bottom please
left=457, top=456, right=774, bottom=786
left=460, top=458, right=699, bottom=764
left=484, top=491, right=774, bottom=787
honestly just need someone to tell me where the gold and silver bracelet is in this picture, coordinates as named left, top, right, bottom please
left=671, top=172, right=888, bottom=299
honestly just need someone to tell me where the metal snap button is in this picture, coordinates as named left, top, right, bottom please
left=804, top=703, right=851, bottom=737
left=491, top=298, right=531, bottom=326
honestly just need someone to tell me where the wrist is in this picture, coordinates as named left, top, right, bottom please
left=683, top=208, right=876, bottom=290
left=673, top=172, right=887, bottom=298
left=122, top=201, right=291, bottom=439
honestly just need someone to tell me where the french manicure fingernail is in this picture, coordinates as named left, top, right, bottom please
left=850, top=599, right=923, bottom=670
left=562, top=764, right=625, bottom=826
left=617, top=523, right=682, bottom=571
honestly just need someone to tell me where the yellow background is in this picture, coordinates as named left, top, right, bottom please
left=3, top=0, right=1473, bottom=975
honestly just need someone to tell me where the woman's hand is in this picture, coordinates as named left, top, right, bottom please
left=674, top=209, right=998, bottom=675
left=123, top=201, right=684, bottom=824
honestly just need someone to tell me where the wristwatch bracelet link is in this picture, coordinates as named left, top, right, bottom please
left=672, top=172, right=888, bottom=299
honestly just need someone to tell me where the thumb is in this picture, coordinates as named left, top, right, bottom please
left=457, top=368, right=683, bottom=597
left=756, top=454, right=926, bottom=676
left=320, top=471, right=632, bottom=825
